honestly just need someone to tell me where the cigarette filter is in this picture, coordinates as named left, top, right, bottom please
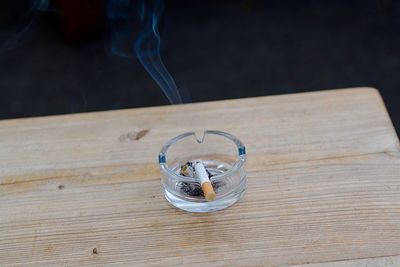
left=194, top=161, right=216, bottom=201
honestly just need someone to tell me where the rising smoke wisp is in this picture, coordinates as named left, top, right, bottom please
left=107, top=0, right=183, bottom=104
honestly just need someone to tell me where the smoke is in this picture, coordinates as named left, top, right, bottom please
left=107, top=0, right=184, bottom=104
left=106, top=0, right=138, bottom=58
left=0, top=0, right=48, bottom=52
left=1, top=0, right=185, bottom=104
left=33, top=0, right=49, bottom=12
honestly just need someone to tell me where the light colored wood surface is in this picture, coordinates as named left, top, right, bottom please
left=288, top=254, right=400, bottom=267
left=0, top=87, right=399, bottom=267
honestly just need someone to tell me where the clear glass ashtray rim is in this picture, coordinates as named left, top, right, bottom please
left=158, top=130, right=247, bottom=183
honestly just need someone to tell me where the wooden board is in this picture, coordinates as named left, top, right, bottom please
left=0, top=87, right=399, bottom=266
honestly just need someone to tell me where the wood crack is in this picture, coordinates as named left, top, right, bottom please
left=1, top=150, right=399, bottom=187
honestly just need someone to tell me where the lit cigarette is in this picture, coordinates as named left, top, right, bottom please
left=194, top=160, right=216, bottom=201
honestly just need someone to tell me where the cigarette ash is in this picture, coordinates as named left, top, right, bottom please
left=178, top=161, right=226, bottom=197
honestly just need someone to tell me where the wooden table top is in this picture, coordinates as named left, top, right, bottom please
left=0, top=88, right=399, bottom=267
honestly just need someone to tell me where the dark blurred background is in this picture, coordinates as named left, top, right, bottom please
left=0, top=0, right=399, bottom=133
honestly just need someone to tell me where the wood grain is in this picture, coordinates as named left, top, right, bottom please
left=0, top=88, right=399, bottom=266
left=288, top=255, right=400, bottom=267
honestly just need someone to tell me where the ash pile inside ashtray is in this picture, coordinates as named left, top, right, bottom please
left=178, top=161, right=225, bottom=197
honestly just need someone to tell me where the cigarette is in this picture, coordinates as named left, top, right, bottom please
left=194, top=160, right=216, bottom=201
left=180, top=162, right=194, bottom=177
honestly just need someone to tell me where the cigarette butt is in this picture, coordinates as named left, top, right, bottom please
left=180, top=162, right=194, bottom=177
left=194, top=160, right=216, bottom=202
left=180, top=164, right=189, bottom=176
left=201, top=182, right=216, bottom=201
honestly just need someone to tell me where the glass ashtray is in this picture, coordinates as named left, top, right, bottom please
left=159, top=130, right=247, bottom=212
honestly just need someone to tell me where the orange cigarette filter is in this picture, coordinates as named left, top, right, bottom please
left=201, top=182, right=216, bottom=201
